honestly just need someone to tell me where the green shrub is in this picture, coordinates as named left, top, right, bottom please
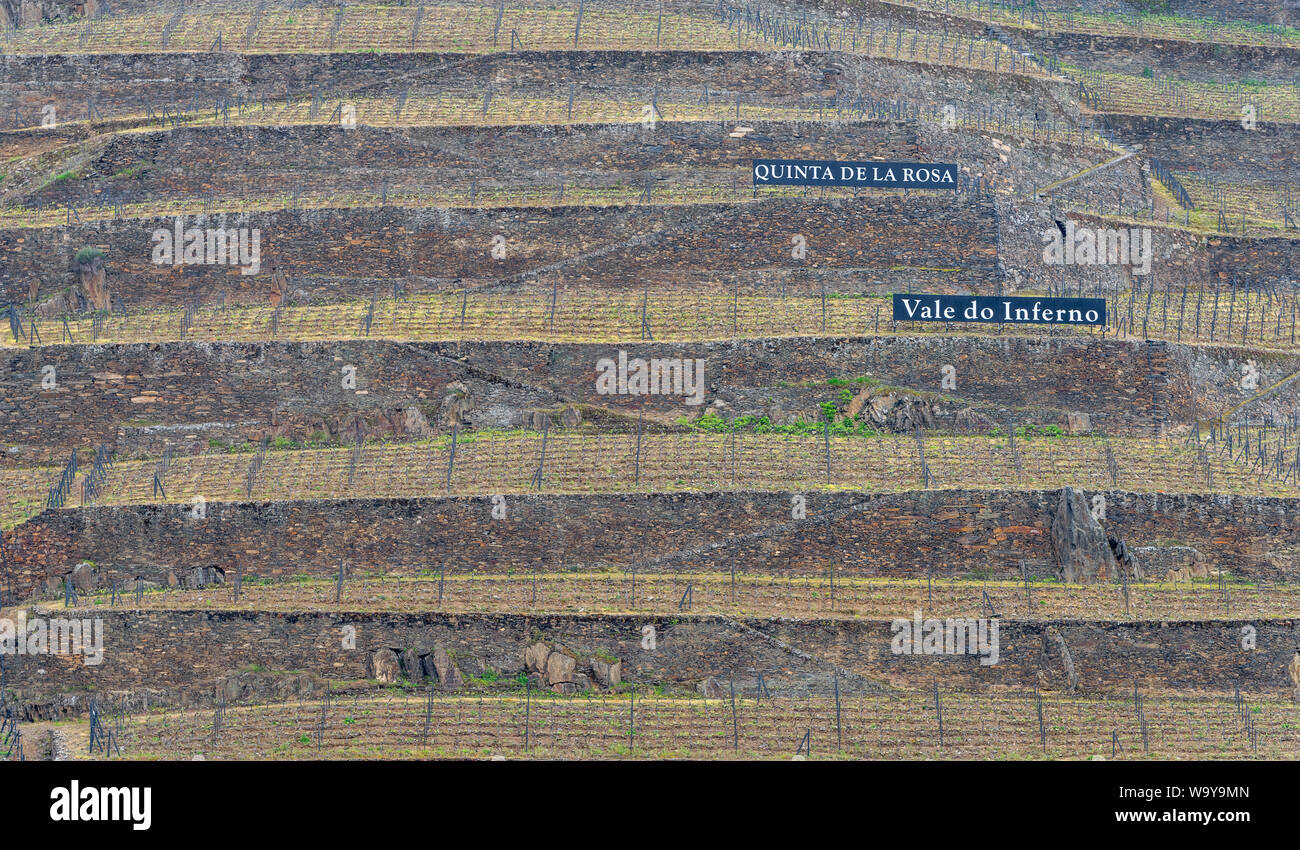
left=74, top=246, right=105, bottom=265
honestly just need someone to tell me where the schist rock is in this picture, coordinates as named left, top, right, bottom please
left=1051, top=486, right=1112, bottom=583
left=367, top=648, right=401, bottom=684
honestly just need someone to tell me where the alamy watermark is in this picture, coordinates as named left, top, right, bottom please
left=595, top=351, right=705, bottom=405
left=151, top=218, right=261, bottom=275
left=890, top=609, right=999, bottom=665
left=0, top=610, right=104, bottom=665
left=1042, top=222, right=1151, bottom=275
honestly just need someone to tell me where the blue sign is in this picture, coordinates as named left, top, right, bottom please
left=752, top=159, right=958, bottom=188
left=892, top=294, right=1107, bottom=326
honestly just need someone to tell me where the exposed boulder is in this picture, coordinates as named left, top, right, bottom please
left=954, top=406, right=995, bottom=432
left=367, top=648, right=401, bottom=684
left=698, top=677, right=726, bottom=699
left=35, top=290, right=78, bottom=319
left=1042, top=626, right=1078, bottom=694
left=1051, top=487, right=1112, bottom=583
left=402, top=406, right=434, bottom=438
left=591, top=657, right=622, bottom=688
left=1065, top=412, right=1092, bottom=435
left=861, top=389, right=936, bottom=432
left=180, top=566, right=225, bottom=589
left=76, top=248, right=111, bottom=312
left=441, top=381, right=472, bottom=428
left=545, top=651, right=576, bottom=686
left=426, top=648, right=463, bottom=689
left=1289, top=652, right=1300, bottom=700
left=524, top=642, right=550, bottom=674
left=1108, top=537, right=1143, bottom=582
left=69, top=562, right=96, bottom=592
left=399, top=649, right=425, bottom=685
left=268, top=267, right=289, bottom=307
left=846, top=387, right=870, bottom=420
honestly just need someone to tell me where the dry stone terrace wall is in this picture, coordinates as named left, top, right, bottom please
left=1, top=196, right=1000, bottom=306
left=1168, top=342, right=1300, bottom=425
left=0, top=51, right=470, bottom=124
left=0, top=340, right=560, bottom=459
left=1103, top=116, right=1299, bottom=180
left=457, top=335, right=1183, bottom=428
left=998, top=202, right=1300, bottom=294
left=1, top=610, right=1295, bottom=712
left=918, top=124, right=1114, bottom=197
left=1017, top=31, right=1300, bottom=83
left=8, top=489, right=1300, bottom=599
left=0, top=335, right=1255, bottom=458
left=25, top=120, right=921, bottom=208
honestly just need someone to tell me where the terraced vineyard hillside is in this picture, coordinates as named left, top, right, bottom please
left=1, top=0, right=1297, bottom=766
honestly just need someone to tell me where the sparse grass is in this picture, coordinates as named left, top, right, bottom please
left=1, top=3, right=1040, bottom=87
left=5, top=287, right=1298, bottom=356
left=1, top=430, right=1292, bottom=530
left=49, top=689, right=1300, bottom=761
left=66, top=571, right=1291, bottom=622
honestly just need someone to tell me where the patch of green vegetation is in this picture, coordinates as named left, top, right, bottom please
left=52, top=170, right=78, bottom=182
left=73, top=246, right=105, bottom=265
left=989, top=424, right=1065, bottom=439
left=678, top=411, right=879, bottom=438
left=468, top=669, right=500, bottom=686
left=111, top=162, right=147, bottom=179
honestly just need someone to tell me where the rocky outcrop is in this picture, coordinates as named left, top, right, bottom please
left=441, top=381, right=472, bottom=428
left=399, top=648, right=425, bottom=685
left=850, top=387, right=937, bottom=432
left=1051, top=486, right=1112, bottom=583
left=698, top=676, right=726, bottom=699
left=1108, top=537, right=1143, bottom=582
left=544, top=651, right=576, bottom=686
left=591, top=657, right=622, bottom=688
left=69, top=561, right=96, bottom=592
left=76, top=251, right=111, bottom=312
left=427, top=648, right=462, bottom=689
left=524, top=641, right=621, bottom=693
left=1041, top=626, right=1078, bottom=694
left=366, top=648, right=401, bottom=684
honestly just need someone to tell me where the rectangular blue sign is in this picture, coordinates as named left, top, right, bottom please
left=752, top=159, right=958, bottom=188
left=892, top=294, right=1107, bottom=326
